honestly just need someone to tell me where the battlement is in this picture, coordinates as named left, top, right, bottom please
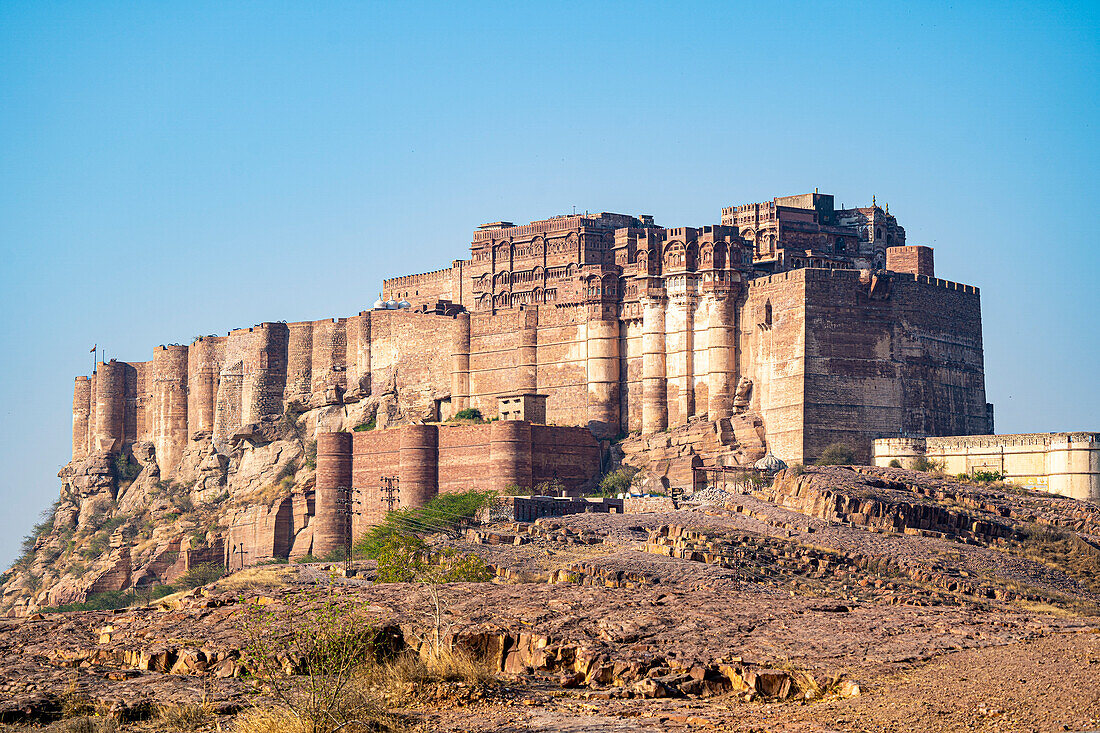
left=471, top=212, right=641, bottom=243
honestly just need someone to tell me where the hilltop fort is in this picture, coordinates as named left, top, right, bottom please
left=71, top=190, right=990, bottom=477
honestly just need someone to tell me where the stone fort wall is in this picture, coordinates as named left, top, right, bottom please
left=873, top=433, right=1100, bottom=502
left=71, top=194, right=993, bottom=473
left=312, top=421, right=600, bottom=557
left=72, top=266, right=987, bottom=472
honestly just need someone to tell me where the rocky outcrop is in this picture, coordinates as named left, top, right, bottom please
left=617, top=415, right=766, bottom=492
left=1, top=391, right=438, bottom=616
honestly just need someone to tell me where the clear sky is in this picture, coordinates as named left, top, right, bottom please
left=1, top=1, right=1097, bottom=570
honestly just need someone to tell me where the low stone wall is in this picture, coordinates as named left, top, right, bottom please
left=873, top=433, right=1100, bottom=502
left=624, top=496, right=677, bottom=514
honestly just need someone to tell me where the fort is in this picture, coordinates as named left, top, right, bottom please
left=71, top=191, right=990, bottom=479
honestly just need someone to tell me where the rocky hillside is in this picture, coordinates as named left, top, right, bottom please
left=0, top=388, right=431, bottom=617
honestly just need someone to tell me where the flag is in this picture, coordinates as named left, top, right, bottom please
left=89, top=344, right=97, bottom=352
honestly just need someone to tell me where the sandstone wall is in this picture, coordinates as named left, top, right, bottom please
left=331, top=422, right=601, bottom=528
left=737, top=272, right=806, bottom=463
left=873, top=433, right=1100, bottom=502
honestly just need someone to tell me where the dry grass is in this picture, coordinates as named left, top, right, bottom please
left=45, top=719, right=118, bottom=733
left=367, top=647, right=495, bottom=707
left=212, top=565, right=295, bottom=591
left=231, top=681, right=405, bottom=733
left=1002, top=525, right=1100, bottom=595
left=155, top=701, right=213, bottom=731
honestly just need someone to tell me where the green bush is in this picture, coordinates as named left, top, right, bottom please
left=175, top=562, right=225, bottom=589
left=593, top=467, right=639, bottom=497
left=112, top=452, right=142, bottom=484
left=353, top=417, right=377, bottom=432
left=888, top=458, right=903, bottom=468
left=45, top=584, right=177, bottom=612
left=304, top=439, right=317, bottom=470
left=374, top=533, right=492, bottom=584
left=970, top=469, right=1005, bottom=483
left=912, top=455, right=945, bottom=472
left=452, top=408, right=483, bottom=421
left=814, top=443, right=856, bottom=466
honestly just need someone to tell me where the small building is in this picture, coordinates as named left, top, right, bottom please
left=497, top=393, right=548, bottom=423
left=872, top=433, right=1100, bottom=502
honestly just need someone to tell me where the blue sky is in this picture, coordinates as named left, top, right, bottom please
left=1, top=1, right=1097, bottom=569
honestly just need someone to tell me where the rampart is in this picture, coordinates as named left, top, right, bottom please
left=71, top=191, right=1000, bottom=475
left=873, top=433, right=1100, bottom=501
left=313, top=421, right=601, bottom=545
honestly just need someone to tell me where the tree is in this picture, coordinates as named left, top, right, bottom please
left=814, top=443, right=856, bottom=466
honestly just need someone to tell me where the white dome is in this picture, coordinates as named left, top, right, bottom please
left=754, top=450, right=787, bottom=473
left=384, top=299, right=399, bottom=310
left=372, top=296, right=386, bottom=310
left=397, top=299, right=411, bottom=309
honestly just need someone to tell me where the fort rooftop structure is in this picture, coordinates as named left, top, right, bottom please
left=72, top=190, right=991, bottom=479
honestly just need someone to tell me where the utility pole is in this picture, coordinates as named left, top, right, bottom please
left=380, top=475, right=400, bottom=513
left=334, top=488, right=361, bottom=576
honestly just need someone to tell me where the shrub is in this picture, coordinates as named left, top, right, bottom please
left=788, top=462, right=805, bottom=477
left=175, top=562, right=225, bottom=589
left=499, top=482, right=527, bottom=496
left=912, top=455, right=945, bottom=472
left=241, top=588, right=387, bottom=732
left=452, top=407, right=483, bottom=421
left=970, top=469, right=1005, bottom=483
left=352, top=417, right=377, bottom=432
left=14, top=499, right=62, bottom=570
left=814, top=443, right=856, bottom=466
left=304, top=439, right=317, bottom=470
left=156, top=701, right=213, bottom=732
left=888, top=458, right=903, bottom=468
left=534, top=478, right=565, bottom=496
left=112, top=452, right=142, bottom=484
left=594, top=467, right=639, bottom=496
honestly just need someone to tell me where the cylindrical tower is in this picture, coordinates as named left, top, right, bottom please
left=187, top=337, right=219, bottom=439
left=314, top=432, right=353, bottom=558
left=87, top=372, right=98, bottom=455
left=585, top=305, right=620, bottom=437
left=72, top=377, right=92, bottom=460
left=152, top=345, right=189, bottom=477
left=284, top=321, right=314, bottom=402
left=399, top=425, right=438, bottom=509
left=94, top=360, right=125, bottom=452
left=641, top=298, right=668, bottom=434
left=517, top=310, right=538, bottom=394
left=706, top=293, right=735, bottom=421
left=344, top=313, right=371, bottom=400
left=490, top=420, right=532, bottom=493
left=244, top=323, right=289, bottom=425
left=665, top=292, right=694, bottom=426
left=450, top=312, right=471, bottom=413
